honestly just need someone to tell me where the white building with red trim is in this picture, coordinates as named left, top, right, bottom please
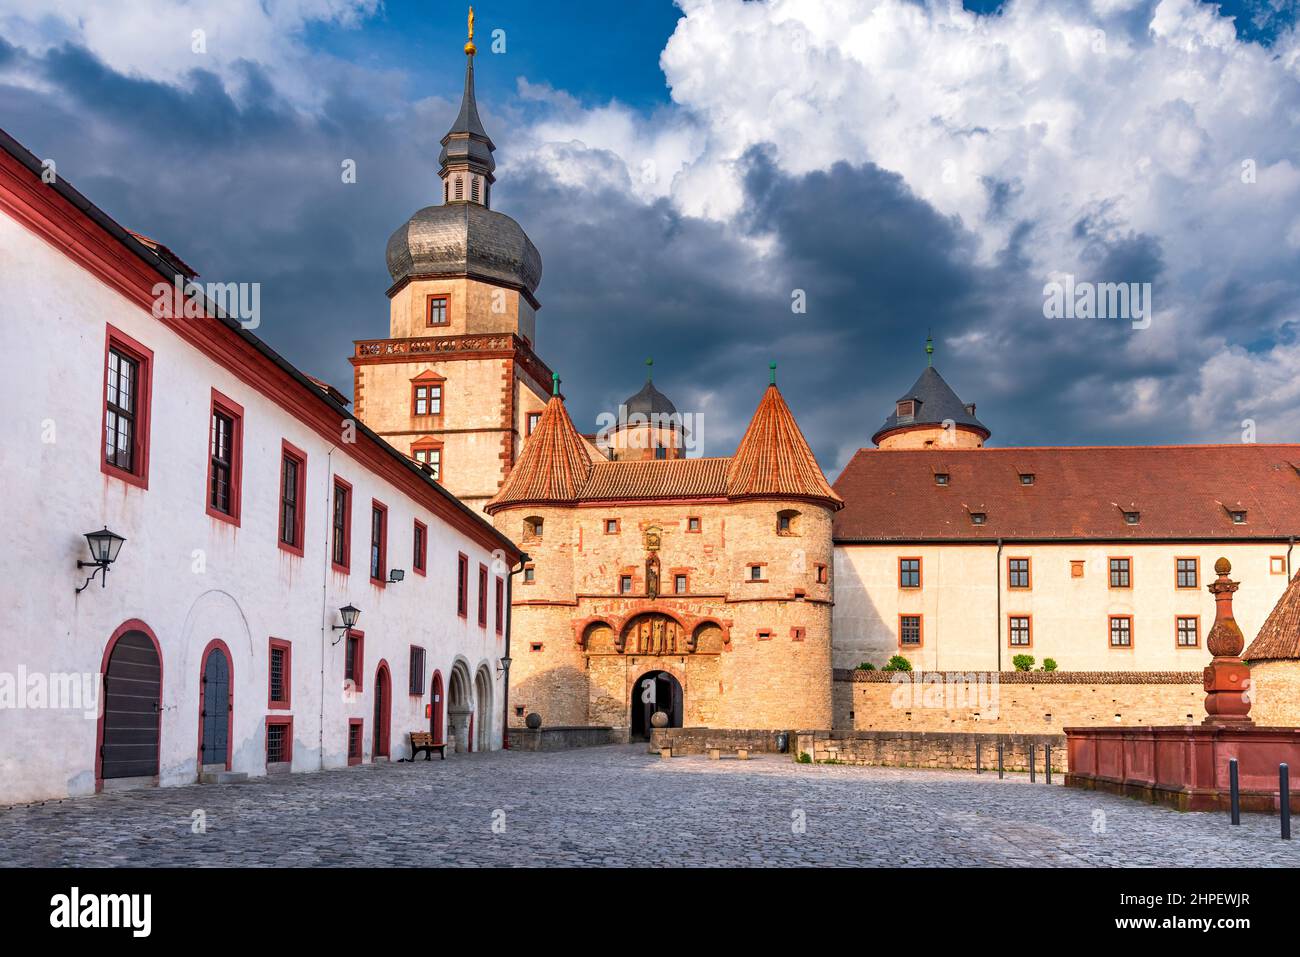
left=0, top=128, right=522, bottom=806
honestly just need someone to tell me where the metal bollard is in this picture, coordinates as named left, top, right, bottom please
left=1029, top=744, right=1036, bottom=783
left=1229, top=758, right=1240, bottom=825
left=976, top=742, right=982, bottom=774
left=1045, top=745, right=1052, bottom=785
left=1282, top=764, right=1291, bottom=840
left=997, top=742, right=1004, bottom=780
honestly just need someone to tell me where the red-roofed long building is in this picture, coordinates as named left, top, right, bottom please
left=832, top=361, right=1300, bottom=674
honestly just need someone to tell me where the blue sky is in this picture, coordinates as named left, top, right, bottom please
left=2, top=0, right=1300, bottom=472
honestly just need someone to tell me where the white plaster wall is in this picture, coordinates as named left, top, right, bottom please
left=0, top=211, right=509, bottom=806
left=833, top=542, right=1292, bottom=673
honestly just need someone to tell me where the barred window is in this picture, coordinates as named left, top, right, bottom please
left=900, top=615, right=922, bottom=646
left=270, top=647, right=287, bottom=704
left=266, top=722, right=288, bottom=764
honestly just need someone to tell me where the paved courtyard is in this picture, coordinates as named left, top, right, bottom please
left=0, top=744, right=1295, bottom=867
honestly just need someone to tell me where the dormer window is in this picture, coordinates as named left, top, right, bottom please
left=1019, top=473, right=1035, bottom=486
left=970, top=512, right=987, bottom=525
left=934, top=473, right=950, bottom=486
left=1123, top=511, right=1140, bottom=525
left=1230, top=510, right=1247, bottom=524
left=896, top=399, right=916, bottom=420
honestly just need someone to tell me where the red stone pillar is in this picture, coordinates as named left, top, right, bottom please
left=1202, top=558, right=1253, bottom=726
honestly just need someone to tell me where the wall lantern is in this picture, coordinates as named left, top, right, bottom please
left=387, top=569, right=406, bottom=584
left=496, top=655, right=513, bottom=678
left=75, top=526, right=126, bottom=593
left=331, top=604, right=361, bottom=644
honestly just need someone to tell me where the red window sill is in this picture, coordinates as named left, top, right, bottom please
left=206, top=505, right=241, bottom=528
left=102, top=461, right=149, bottom=491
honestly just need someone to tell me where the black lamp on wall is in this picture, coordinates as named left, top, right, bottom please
left=75, top=527, right=126, bottom=593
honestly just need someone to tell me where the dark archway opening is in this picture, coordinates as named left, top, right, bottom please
left=630, top=670, right=683, bottom=741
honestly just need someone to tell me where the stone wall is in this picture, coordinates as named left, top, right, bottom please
left=834, top=669, right=1204, bottom=735
left=506, top=726, right=618, bottom=752
left=650, top=727, right=791, bottom=755
left=795, top=729, right=1068, bottom=772
left=1248, top=660, right=1300, bottom=726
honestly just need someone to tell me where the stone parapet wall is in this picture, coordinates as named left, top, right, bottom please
left=795, top=729, right=1068, bottom=772
left=834, top=669, right=1204, bottom=735
left=649, top=727, right=791, bottom=755
left=507, top=726, right=619, bottom=752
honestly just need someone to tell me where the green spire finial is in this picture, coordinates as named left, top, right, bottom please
left=646, top=357, right=653, bottom=380
left=925, top=332, right=934, bottom=367
left=769, top=361, right=777, bottom=386
left=551, top=371, right=560, bottom=397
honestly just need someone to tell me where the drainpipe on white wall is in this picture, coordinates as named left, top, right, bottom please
left=995, top=539, right=1004, bottom=673
left=1288, top=537, right=1294, bottom=580
left=501, top=553, right=529, bottom=749
left=318, top=446, right=339, bottom=769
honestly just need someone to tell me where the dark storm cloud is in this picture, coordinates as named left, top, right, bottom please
left=5, top=38, right=1278, bottom=480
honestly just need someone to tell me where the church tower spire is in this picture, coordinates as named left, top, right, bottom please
left=439, top=7, right=496, bottom=207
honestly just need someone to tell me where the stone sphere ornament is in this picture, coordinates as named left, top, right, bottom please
left=525, top=712, right=542, bottom=730
left=650, top=710, right=669, bottom=729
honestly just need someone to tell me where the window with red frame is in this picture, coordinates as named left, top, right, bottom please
left=1177, top=616, right=1199, bottom=647
left=207, top=391, right=243, bottom=522
left=427, top=294, right=449, bottom=326
left=495, top=577, right=504, bottom=635
left=369, top=501, right=387, bottom=583
left=331, top=478, right=351, bottom=571
left=457, top=553, right=469, bottom=617
left=269, top=638, right=291, bottom=709
left=412, top=381, right=443, bottom=416
left=103, top=328, right=153, bottom=486
left=266, top=717, right=292, bottom=765
left=412, top=441, right=442, bottom=480
left=347, top=719, right=363, bottom=765
left=478, top=564, right=489, bottom=627
left=278, top=442, right=307, bottom=553
left=409, top=646, right=426, bottom=695
left=413, top=520, right=427, bottom=575
left=345, top=631, right=364, bottom=691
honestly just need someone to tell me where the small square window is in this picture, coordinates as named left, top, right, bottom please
left=1230, top=510, right=1247, bottom=524
left=1123, top=511, right=1140, bottom=525
left=530, top=642, right=543, bottom=652
left=757, top=629, right=773, bottom=641
left=1019, top=473, right=1034, bottom=485
left=523, top=565, right=535, bottom=583
left=687, top=517, right=701, bottom=532
left=266, top=720, right=291, bottom=765
left=1271, top=556, right=1287, bottom=575
left=791, top=627, right=806, bottom=642
left=619, top=575, right=633, bottom=594
left=749, top=564, right=764, bottom=581
left=605, top=519, right=619, bottom=534
left=674, top=574, right=687, bottom=595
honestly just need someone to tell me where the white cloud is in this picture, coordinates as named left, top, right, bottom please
left=0, top=0, right=379, bottom=105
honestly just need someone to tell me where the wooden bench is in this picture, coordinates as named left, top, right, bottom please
left=399, top=731, right=446, bottom=761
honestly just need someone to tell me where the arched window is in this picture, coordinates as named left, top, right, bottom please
left=776, top=509, right=801, bottom=535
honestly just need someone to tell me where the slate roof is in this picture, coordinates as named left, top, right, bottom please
left=833, top=445, right=1300, bottom=542
left=621, top=378, right=679, bottom=418
left=1244, top=571, right=1300, bottom=661
left=872, top=365, right=989, bottom=445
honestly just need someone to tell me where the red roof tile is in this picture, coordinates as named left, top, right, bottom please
left=726, top=385, right=843, bottom=508
left=488, top=395, right=592, bottom=510
left=580, top=457, right=730, bottom=501
left=833, top=445, right=1300, bottom=542
left=1245, top=571, right=1300, bottom=661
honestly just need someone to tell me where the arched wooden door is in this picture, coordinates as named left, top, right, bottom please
left=199, top=643, right=232, bottom=769
left=373, top=662, right=391, bottom=758
left=99, top=626, right=162, bottom=781
left=430, top=671, right=444, bottom=743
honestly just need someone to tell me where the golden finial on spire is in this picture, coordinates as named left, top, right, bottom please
left=465, top=6, right=476, bottom=56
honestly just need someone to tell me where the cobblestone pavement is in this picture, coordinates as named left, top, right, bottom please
left=1, top=745, right=1296, bottom=867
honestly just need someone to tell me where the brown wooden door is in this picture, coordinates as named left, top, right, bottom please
left=101, top=631, right=161, bottom=779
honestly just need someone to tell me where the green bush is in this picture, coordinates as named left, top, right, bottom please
left=1041, top=658, right=1058, bottom=672
left=796, top=751, right=812, bottom=764
left=857, top=662, right=875, bottom=671
left=1012, top=654, right=1035, bottom=672
left=883, top=655, right=913, bottom=672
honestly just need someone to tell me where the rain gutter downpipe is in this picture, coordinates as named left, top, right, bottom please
left=502, top=552, right=529, bottom=750
left=996, top=538, right=1004, bottom=673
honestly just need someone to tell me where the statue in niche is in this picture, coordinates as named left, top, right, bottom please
left=646, top=555, right=660, bottom=599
